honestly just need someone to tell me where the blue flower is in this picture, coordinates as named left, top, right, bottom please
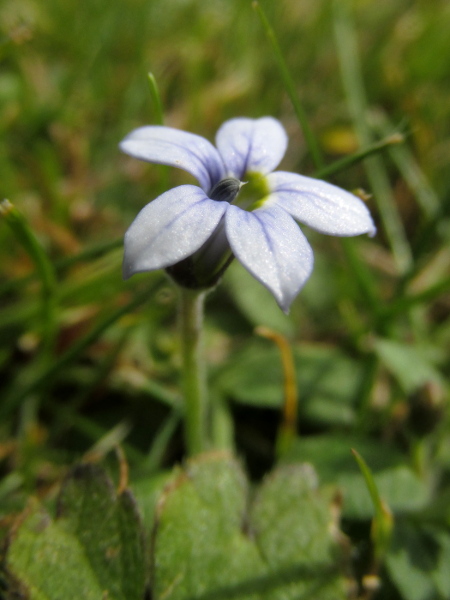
left=120, top=117, right=375, bottom=313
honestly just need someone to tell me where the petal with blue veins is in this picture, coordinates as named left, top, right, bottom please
left=267, top=171, right=376, bottom=237
left=216, top=117, right=288, bottom=180
left=123, top=185, right=228, bottom=278
left=120, top=126, right=225, bottom=192
left=225, top=204, right=314, bottom=313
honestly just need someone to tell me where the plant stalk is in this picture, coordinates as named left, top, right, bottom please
left=179, top=288, right=207, bottom=455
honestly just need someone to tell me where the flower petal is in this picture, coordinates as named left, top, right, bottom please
left=267, top=171, right=376, bottom=236
left=120, top=126, right=225, bottom=192
left=215, top=117, right=288, bottom=180
left=123, top=185, right=228, bottom=278
left=225, top=205, right=313, bottom=313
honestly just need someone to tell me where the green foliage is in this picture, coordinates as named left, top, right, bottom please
left=284, top=435, right=430, bottom=520
left=386, top=521, right=450, bottom=600
left=214, top=341, right=364, bottom=427
left=1, top=0, right=450, bottom=598
left=152, top=454, right=264, bottom=600
left=5, top=456, right=347, bottom=600
left=6, top=464, right=146, bottom=600
left=152, top=453, right=348, bottom=600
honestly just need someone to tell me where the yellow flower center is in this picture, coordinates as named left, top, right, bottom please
left=232, top=171, right=271, bottom=212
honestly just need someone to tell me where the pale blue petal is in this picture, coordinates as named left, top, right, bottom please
left=215, top=117, right=288, bottom=180
left=267, top=171, right=376, bottom=236
left=120, top=126, right=225, bottom=192
left=123, top=185, right=228, bottom=278
left=225, top=205, right=314, bottom=313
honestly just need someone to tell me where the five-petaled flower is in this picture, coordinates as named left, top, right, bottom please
left=120, top=117, right=375, bottom=313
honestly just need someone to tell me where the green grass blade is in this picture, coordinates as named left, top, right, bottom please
left=369, top=111, right=440, bottom=220
left=0, top=280, right=161, bottom=418
left=332, top=0, right=413, bottom=274
left=147, top=72, right=164, bottom=125
left=352, top=448, right=393, bottom=560
left=252, top=1, right=324, bottom=169
left=315, top=133, right=404, bottom=180
left=1, top=199, right=58, bottom=356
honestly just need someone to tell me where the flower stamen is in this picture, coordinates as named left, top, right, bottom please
left=209, top=178, right=242, bottom=203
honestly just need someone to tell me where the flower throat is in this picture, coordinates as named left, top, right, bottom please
left=209, top=173, right=270, bottom=211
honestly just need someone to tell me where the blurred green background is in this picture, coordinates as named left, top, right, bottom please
left=1, top=0, right=450, bottom=597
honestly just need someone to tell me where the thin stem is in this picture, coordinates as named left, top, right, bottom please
left=314, top=133, right=404, bottom=180
left=179, top=288, right=207, bottom=455
left=256, top=326, right=298, bottom=459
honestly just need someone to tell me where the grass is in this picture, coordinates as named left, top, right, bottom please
left=1, top=0, right=450, bottom=598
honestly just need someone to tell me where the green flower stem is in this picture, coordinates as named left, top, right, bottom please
left=179, top=288, right=207, bottom=455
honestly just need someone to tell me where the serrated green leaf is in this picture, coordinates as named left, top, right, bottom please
left=131, top=470, right=173, bottom=532
left=7, top=503, right=105, bottom=600
left=57, top=464, right=146, bottom=600
left=7, top=464, right=146, bottom=600
left=152, top=453, right=264, bottom=600
left=251, top=464, right=348, bottom=600
left=152, top=453, right=348, bottom=600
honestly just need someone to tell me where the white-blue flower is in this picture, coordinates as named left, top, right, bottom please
left=120, top=117, right=375, bottom=313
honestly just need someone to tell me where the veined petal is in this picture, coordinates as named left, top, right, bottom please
left=267, top=171, right=376, bottom=236
left=123, top=185, right=228, bottom=278
left=120, top=126, right=225, bottom=192
left=225, top=205, right=313, bottom=313
left=215, top=117, right=288, bottom=180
